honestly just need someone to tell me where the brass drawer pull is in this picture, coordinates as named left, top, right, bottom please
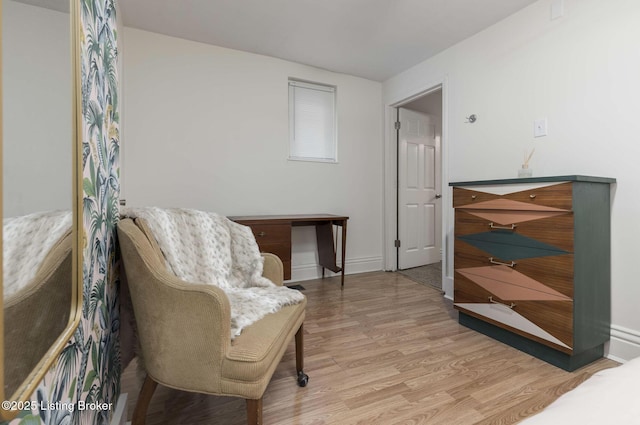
left=489, top=222, right=516, bottom=230
left=489, top=296, right=516, bottom=309
left=529, top=194, right=536, bottom=199
left=257, top=231, right=266, bottom=237
left=489, top=257, right=516, bottom=268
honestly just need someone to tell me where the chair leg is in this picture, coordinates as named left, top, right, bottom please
left=295, top=324, right=309, bottom=387
left=132, top=375, right=158, bottom=425
left=246, top=398, right=263, bottom=425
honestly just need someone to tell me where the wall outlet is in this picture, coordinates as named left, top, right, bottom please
left=534, top=118, right=548, bottom=137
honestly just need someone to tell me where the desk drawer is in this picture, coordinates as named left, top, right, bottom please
left=246, top=223, right=291, bottom=256
left=244, top=223, right=292, bottom=278
left=248, top=223, right=290, bottom=244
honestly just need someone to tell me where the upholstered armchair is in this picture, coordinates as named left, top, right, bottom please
left=4, top=231, right=72, bottom=397
left=117, top=218, right=308, bottom=425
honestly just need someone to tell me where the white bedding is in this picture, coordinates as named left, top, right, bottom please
left=519, top=356, right=640, bottom=424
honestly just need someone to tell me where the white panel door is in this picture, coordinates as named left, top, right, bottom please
left=398, top=108, right=441, bottom=269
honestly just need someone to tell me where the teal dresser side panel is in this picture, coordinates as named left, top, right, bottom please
left=572, top=181, right=612, bottom=352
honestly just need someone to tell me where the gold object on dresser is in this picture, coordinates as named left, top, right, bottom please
left=450, top=176, right=615, bottom=371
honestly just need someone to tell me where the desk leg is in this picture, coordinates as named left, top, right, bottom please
left=340, top=220, right=347, bottom=287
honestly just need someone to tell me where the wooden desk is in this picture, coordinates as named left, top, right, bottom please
left=228, top=214, right=348, bottom=287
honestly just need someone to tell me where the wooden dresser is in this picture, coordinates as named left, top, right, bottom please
left=450, top=175, right=615, bottom=370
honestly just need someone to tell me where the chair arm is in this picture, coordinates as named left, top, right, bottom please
left=261, top=253, right=284, bottom=286
left=118, top=220, right=233, bottom=393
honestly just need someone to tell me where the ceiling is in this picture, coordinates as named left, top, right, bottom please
left=14, top=0, right=539, bottom=81
left=120, top=0, right=538, bottom=81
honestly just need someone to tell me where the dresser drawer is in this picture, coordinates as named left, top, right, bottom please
left=453, top=187, right=498, bottom=208
left=453, top=182, right=574, bottom=211
left=504, top=182, right=573, bottom=211
left=455, top=210, right=574, bottom=253
left=454, top=273, right=573, bottom=352
left=454, top=241, right=574, bottom=298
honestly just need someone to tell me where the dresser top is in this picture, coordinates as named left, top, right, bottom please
left=449, top=175, right=616, bottom=187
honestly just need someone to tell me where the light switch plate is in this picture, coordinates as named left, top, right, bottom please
left=534, top=118, right=548, bottom=137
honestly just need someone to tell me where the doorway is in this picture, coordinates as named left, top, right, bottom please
left=396, top=89, right=443, bottom=271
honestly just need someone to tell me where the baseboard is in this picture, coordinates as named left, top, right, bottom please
left=607, top=324, right=640, bottom=363
left=288, top=256, right=383, bottom=283
left=443, top=276, right=454, bottom=300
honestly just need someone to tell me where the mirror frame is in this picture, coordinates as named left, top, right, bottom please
left=0, top=0, right=83, bottom=419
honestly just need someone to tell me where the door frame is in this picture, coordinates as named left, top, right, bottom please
left=383, top=77, right=453, bottom=297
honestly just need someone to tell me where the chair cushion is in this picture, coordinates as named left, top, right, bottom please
left=222, top=297, right=306, bottom=384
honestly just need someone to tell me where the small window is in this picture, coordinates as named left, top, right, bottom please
left=288, top=79, right=337, bottom=163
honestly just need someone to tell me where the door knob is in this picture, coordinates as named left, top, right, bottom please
left=435, top=194, right=442, bottom=199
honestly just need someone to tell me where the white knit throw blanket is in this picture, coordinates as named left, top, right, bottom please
left=3, top=210, right=72, bottom=299
left=122, top=207, right=305, bottom=338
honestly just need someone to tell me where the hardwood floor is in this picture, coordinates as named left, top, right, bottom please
left=121, top=271, right=618, bottom=424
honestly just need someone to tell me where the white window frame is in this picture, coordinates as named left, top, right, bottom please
left=288, top=79, right=337, bottom=163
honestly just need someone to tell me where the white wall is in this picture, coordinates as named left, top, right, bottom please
left=383, top=0, right=640, bottom=361
left=122, top=28, right=384, bottom=280
left=2, top=1, right=71, bottom=217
